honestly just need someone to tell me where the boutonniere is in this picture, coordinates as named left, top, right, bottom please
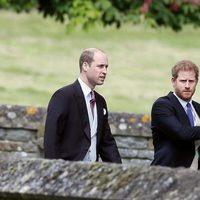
left=103, top=108, right=107, bottom=115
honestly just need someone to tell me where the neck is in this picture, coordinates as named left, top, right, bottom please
left=79, top=75, right=94, bottom=90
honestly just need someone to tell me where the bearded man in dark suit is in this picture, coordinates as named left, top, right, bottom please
left=44, top=48, right=121, bottom=163
left=151, top=60, right=200, bottom=170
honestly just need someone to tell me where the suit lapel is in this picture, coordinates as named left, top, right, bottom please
left=73, top=80, right=90, bottom=141
left=168, top=92, right=190, bottom=125
left=192, top=101, right=200, bottom=117
left=95, top=92, right=104, bottom=143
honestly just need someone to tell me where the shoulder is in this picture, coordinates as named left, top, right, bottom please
left=154, top=92, right=178, bottom=105
left=192, top=100, right=200, bottom=109
left=52, top=84, right=73, bottom=97
left=192, top=100, right=200, bottom=105
left=49, top=82, right=77, bottom=104
left=58, top=83, right=74, bottom=93
left=153, top=93, right=171, bottom=106
left=53, top=80, right=80, bottom=96
left=152, top=92, right=176, bottom=114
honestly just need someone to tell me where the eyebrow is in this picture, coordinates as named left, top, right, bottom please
left=179, top=78, right=196, bottom=82
left=97, top=64, right=108, bottom=68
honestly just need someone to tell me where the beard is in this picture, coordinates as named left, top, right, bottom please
left=175, top=89, right=195, bottom=101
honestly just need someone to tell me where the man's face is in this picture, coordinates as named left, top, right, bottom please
left=86, top=51, right=108, bottom=88
left=172, top=70, right=198, bottom=101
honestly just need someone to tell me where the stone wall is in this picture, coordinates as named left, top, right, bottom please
left=0, top=158, right=200, bottom=200
left=0, top=104, right=153, bottom=166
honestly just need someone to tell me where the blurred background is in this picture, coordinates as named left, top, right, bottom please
left=0, top=1, right=200, bottom=113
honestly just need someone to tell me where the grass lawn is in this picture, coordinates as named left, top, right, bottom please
left=0, top=10, right=200, bottom=113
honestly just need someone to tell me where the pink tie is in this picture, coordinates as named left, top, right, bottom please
left=90, top=91, right=95, bottom=117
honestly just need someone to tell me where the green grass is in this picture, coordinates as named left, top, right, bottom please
left=0, top=10, right=200, bottom=113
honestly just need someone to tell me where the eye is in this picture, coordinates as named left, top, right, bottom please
left=98, top=64, right=107, bottom=69
left=180, top=80, right=186, bottom=83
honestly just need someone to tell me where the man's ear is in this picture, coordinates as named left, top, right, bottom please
left=171, top=77, right=176, bottom=86
left=82, top=62, right=89, bottom=72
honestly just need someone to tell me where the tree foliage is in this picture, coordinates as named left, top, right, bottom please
left=0, top=0, right=200, bottom=31
left=0, top=0, right=37, bottom=12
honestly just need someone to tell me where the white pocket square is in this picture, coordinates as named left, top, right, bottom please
left=103, top=108, right=107, bottom=115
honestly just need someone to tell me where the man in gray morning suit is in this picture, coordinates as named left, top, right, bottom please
left=44, top=48, right=121, bottom=163
left=151, top=60, right=200, bottom=169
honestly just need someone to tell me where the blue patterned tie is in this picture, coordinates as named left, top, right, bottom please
left=187, top=103, right=194, bottom=127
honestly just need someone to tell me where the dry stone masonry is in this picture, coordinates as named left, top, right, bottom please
left=0, top=104, right=153, bottom=166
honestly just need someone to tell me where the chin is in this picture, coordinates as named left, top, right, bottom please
left=182, top=96, right=192, bottom=101
left=97, top=81, right=104, bottom=85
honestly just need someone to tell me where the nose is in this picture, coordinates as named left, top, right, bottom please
left=102, top=66, right=107, bottom=74
left=185, top=81, right=190, bottom=88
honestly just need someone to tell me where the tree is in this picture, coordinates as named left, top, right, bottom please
left=0, top=0, right=200, bottom=31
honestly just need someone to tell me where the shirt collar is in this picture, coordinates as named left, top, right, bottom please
left=173, top=92, right=192, bottom=109
left=78, top=77, right=92, bottom=98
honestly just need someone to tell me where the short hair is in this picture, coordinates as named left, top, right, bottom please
left=79, top=48, right=105, bottom=72
left=171, top=60, right=199, bottom=81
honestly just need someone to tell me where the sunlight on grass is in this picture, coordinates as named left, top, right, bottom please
left=0, top=10, right=200, bottom=113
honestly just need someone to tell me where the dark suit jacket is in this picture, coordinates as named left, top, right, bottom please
left=151, top=92, right=200, bottom=168
left=44, top=80, right=122, bottom=163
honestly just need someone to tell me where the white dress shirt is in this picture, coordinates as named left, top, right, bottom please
left=78, top=78, right=97, bottom=162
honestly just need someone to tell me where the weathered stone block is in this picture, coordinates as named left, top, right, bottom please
left=5, top=129, right=36, bottom=142
left=0, top=140, right=38, bottom=154
left=122, top=158, right=151, bottom=166
left=115, top=136, right=148, bottom=149
left=119, top=148, right=138, bottom=158
left=0, top=158, right=200, bottom=200
left=0, top=129, right=6, bottom=140
left=109, top=112, right=151, bottom=137
left=0, top=140, right=20, bottom=151
left=0, top=104, right=46, bottom=130
left=0, top=151, right=40, bottom=161
left=22, top=141, right=39, bottom=153
left=119, top=148, right=153, bottom=160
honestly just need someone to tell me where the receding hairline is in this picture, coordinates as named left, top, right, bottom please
left=83, top=47, right=106, bottom=55
left=79, top=48, right=107, bottom=71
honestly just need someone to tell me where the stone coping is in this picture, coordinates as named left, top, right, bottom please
left=0, top=158, right=200, bottom=200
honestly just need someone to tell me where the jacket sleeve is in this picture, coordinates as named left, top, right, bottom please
left=151, top=99, right=200, bottom=141
left=98, top=101, right=122, bottom=164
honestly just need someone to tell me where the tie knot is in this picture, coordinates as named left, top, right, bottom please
left=187, top=102, right=192, bottom=108
left=90, top=91, right=95, bottom=103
